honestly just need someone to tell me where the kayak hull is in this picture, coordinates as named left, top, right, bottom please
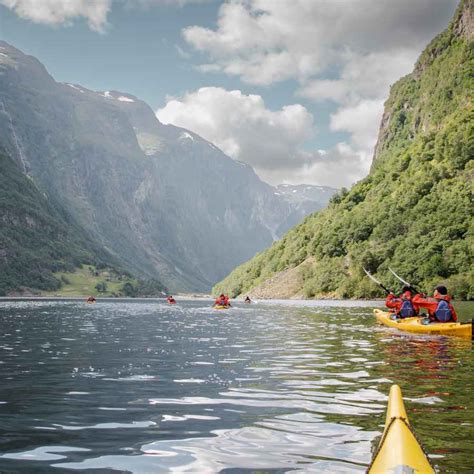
left=368, top=384, right=435, bottom=473
left=374, top=309, right=472, bottom=338
left=213, top=305, right=230, bottom=310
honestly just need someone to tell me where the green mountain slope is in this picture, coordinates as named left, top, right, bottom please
left=214, top=1, right=474, bottom=300
left=0, top=151, right=99, bottom=294
left=0, top=150, right=167, bottom=296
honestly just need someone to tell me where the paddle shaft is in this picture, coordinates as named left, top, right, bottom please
left=363, top=268, right=392, bottom=295
left=388, top=267, right=421, bottom=294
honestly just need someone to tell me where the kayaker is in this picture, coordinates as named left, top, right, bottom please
left=167, top=295, right=176, bottom=304
left=214, top=294, right=231, bottom=307
left=385, top=286, right=419, bottom=318
left=244, top=296, right=251, bottom=303
left=412, top=285, right=457, bottom=322
left=86, top=296, right=96, bottom=303
left=215, top=294, right=227, bottom=306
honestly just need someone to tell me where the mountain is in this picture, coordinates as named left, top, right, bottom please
left=0, top=42, right=324, bottom=293
left=274, top=184, right=338, bottom=234
left=214, top=0, right=473, bottom=300
left=0, top=149, right=109, bottom=295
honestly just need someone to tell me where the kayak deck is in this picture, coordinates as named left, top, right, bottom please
left=374, top=309, right=472, bottom=338
left=368, top=384, right=435, bottom=473
left=213, top=305, right=230, bottom=310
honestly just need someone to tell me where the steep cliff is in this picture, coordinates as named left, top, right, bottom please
left=214, top=0, right=473, bottom=300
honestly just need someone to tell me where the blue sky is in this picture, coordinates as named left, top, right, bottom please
left=0, top=0, right=458, bottom=186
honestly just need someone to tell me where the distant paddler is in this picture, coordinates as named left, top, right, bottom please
left=213, top=294, right=231, bottom=308
left=244, top=296, right=252, bottom=304
left=166, top=295, right=176, bottom=305
left=86, top=296, right=96, bottom=304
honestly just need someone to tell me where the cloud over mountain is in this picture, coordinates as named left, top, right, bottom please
left=156, top=87, right=314, bottom=181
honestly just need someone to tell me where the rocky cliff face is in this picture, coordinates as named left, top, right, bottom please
left=0, top=42, right=323, bottom=292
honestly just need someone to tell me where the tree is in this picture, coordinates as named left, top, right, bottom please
left=95, top=281, right=107, bottom=293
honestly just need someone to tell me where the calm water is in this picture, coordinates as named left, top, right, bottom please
left=0, top=299, right=472, bottom=473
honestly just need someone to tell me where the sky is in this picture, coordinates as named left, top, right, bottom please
left=0, top=0, right=459, bottom=187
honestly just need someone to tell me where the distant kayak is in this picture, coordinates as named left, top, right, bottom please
left=213, top=305, right=230, bottom=310
left=368, top=384, right=435, bottom=473
left=374, top=309, right=472, bottom=338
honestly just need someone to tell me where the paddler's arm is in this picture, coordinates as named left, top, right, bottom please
left=385, top=293, right=399, bottom=310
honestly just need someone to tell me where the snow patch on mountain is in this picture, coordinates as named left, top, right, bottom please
left=65, top=83, right=85, bottom=93
left=180, top=131, right=194, bottom=141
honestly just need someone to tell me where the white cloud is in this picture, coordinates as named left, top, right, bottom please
left=0, top=0, right=214, bottom=31
left=156, top=87, right=314, bottom=171
left=132, top=0, right=213, bottom=5
left=330, top=99, right=385, bottom=152
left=156, top=86, right=375, bottom=188
left=0, top=0, right=112, bottom=31
left=183, top=0, right=458, bottom=87
left=298, top=50, right=416, bottom=105
left=260, top=143, right=369, bottom=189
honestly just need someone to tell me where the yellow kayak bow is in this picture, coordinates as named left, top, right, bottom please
left=368, top=385, right=435, bottom=473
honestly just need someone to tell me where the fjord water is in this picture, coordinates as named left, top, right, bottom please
left=0, top=300, right=472, bottom=473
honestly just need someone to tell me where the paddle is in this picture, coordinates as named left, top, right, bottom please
left=363, top=267, right=392, bottom=295
left=388, top=267, right=422, bottom=294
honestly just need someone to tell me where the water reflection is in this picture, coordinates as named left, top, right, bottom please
left=0, top=299, right=472, bottom=473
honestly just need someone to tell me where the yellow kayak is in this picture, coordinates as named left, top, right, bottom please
left=368, top=384, right=435, bottom=473
left=374, top=309, right=472, bottom=338
left=213, top=305, right=230, bottom=310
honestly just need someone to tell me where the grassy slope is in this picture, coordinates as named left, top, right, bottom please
left=43, top=265, right=138, bottom=297
left=214, top=3, right=473, bottom=300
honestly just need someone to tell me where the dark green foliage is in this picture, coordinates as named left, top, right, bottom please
left=95, top=281, right=108, bottom=293
left=135, top=279, right=167, bottom=297
left=214, top=6, right=474, bottom=300
left=121, top=281, right=137, bottom=297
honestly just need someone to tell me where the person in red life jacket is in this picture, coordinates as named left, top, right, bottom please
left=224, top=295, right=231, bottom=307
left=412, top=285, right=457, bottom=322
left=215, top=294, right=227, bottom=306
left=385, top=286, right=419, bottom=318
left=167, top=295, right=176, bottom=304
